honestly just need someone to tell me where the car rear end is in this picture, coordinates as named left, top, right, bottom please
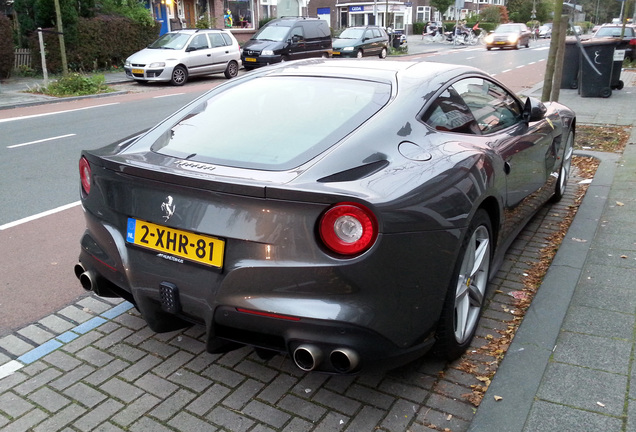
left=76, top=63, right=457, bottom=373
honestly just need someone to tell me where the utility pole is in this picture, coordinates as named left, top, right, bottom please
left=53, top=0, right=68, bottom=75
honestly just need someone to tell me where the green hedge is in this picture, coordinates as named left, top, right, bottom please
left=30, top=15, right=160, bottom=73
left=0, top=14, right=12, bottom=78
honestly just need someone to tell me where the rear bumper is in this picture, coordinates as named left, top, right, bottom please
left=76, top=206, right=458, bottom=373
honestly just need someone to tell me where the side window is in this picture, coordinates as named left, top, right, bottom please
left=221, top=33, right=233, bottom=45
left=452, top=78, right=522, bottom=134
left=291, top=26, right=304, bottom=41
left=210, top=33, right=226, bottom=47
left=372, top=29, right=381, bottom=38
left=422, top=87, right=479, bottom=134
left=189, top=34, right=210, bottom=50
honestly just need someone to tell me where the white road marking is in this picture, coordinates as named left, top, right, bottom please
left=0, top=201, right=81, bottom=230
left=154, top=93, right=185, bottom=99
left=7, top=133, right=76, bottom=149
left=0, top=103, right=120, bottom=124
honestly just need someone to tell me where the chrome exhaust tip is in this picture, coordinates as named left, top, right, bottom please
left=292, top=345, right=323, bottom=372
left=73, top=263, right=85, bottom=280
left=330, top=348, right=359, bottom=373
left=74, top=264, right=95, bottom=291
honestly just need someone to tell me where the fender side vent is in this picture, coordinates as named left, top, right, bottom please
left=318, top=160, right=389, bottom=183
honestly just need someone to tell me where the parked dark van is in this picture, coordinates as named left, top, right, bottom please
left=241, top=17, right=332, bottom=69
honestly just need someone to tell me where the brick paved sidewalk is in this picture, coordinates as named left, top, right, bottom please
left=0, top=162, right=588, bottom=432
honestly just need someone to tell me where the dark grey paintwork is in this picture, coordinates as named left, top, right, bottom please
left=76, top=59, right=575, bottom=373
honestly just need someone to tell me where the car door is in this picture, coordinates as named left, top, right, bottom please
left=207, top=32, right=234, bottom=72
left=368, top=29, right=382, bottom=54
left=423, top=77, right=557, bottom=238
left=184, top=33, right=213, bottom=76
left=289, top=26, right=307, bottom=60
left=452, top=77, right=556, bottom=230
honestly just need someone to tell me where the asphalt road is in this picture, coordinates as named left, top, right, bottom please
left=0, top=42, right=551, bottom=336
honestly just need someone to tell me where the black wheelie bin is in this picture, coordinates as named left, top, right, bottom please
left=578, top=38, right=618, bottom=98
left=561, top=37, right=580, bottom=89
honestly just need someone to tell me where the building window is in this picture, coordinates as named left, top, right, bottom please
left=416, top=6, right=431, bottom=22
left=224, top=0, right=254, bottom=29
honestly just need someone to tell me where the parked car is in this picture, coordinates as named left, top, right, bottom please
left=124, top=29, right=241, bottom=86
left=241, top=17, right=332, bottom=69
left=591, top=24, right=636, bottom=60
left=485, top=23, right=532, bottom=50
left=539, top=23, right=552, bottom=38
left=75, top=59, right=575, bottom=374
left=570, top=25, right=583, bottom=36
left=332, top=26, right=389, bottom=58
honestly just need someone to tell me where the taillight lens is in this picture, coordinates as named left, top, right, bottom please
left=319, top=202, right=378, bottom=256
left=79, top=157, right=91, bottom=195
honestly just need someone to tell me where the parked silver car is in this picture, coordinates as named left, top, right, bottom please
left=124, top=29, right=241, bottom=85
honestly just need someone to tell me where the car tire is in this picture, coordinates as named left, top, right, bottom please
left=356, top=49, right=363, bottom=59
left=170, top=65, right=188, bottom=86
left=486, top=46, right=491, bottom=51
left=514, top=41, right=520, bottom=50
left=379, top=47, right=387, bottom=59
left=525, top=39, right=530, bottom=48
left=434, top=209, right=492, bottom=360
left=224, top=60, right=239, bottom=79
left=551, top=130, right=574, bottom=203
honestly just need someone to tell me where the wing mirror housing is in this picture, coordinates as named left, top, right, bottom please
left=523, top=97, right=547, bottom=123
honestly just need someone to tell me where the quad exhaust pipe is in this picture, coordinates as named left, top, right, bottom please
left=292, top=344, right=360, bottom=373
left=73, top=263, right=119, bottom=298
left=293, top=345, right=324, bottom=372
left=74, top=263, right=95, bottom=291
left=329, top=348, right=359, bottom=374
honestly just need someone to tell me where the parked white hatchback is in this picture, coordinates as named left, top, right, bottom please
left=124, top=29, right=241, bottom=86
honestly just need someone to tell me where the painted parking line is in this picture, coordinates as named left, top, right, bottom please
left=0, top=301, right=135, bottom=379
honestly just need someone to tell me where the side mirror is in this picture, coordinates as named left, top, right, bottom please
left=523, top=97, right=547, bottom=123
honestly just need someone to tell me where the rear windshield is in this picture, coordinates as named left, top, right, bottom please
left=595, top=27, right=634, bottom=37
left=151, top=76, right=391, bottom=170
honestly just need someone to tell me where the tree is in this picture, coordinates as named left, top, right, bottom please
left=431, top=0, right=454, bottom=20
left=480, top=5, right=509, bottom=23
left=507, top=0, right=551, bottom=24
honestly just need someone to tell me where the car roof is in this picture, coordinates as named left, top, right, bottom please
left=258, top=59, right=481, bottom=84
left=168, top=29, right=225, bottom=34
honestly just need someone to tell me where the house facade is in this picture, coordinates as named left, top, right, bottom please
left=150, top=0, right=505, bottom=42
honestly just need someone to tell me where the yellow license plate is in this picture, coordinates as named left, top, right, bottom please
left=333, top=51, right=340, bottom=55
left=132, top=68, right=144, bottom=74
left=495, top=41, right=506, bottom=44
left=245, top=57, right=256, bottom=62
left=126, top=218, right=224, bottom=268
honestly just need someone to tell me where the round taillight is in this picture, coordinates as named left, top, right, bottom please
left=79, top=157, right=91, bottom=195
left=319, top=202, right=378, bottom=256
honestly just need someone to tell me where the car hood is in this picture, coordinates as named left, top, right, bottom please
left=243, top=39, right=282, bottom=51
left=127, top=48, right=183, bottom=64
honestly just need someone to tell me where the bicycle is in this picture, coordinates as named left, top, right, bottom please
left=422, top=32, right=445, bottom=43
